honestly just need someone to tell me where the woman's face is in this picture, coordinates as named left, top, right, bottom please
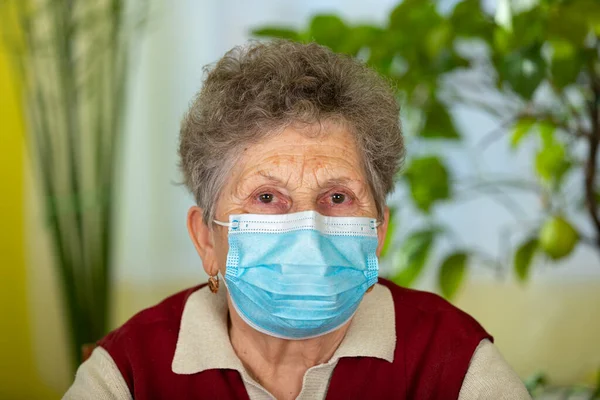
left=188, top=121, right=389, bottom=276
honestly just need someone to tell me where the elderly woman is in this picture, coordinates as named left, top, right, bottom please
left=65, top=40, right=530, bottom=399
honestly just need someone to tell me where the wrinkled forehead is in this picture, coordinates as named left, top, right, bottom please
left=227, top=123, right=368, bottom=192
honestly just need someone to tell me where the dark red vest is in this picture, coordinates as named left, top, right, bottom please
left=99, top=279, right=491, bottom=399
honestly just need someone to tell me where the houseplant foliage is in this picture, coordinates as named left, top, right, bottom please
left=0, top=0, right=147, bottom=370
left=253, top=0, right=600, bottom=299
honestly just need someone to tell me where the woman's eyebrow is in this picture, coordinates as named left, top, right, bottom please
left=237, top=170, right=289, bottom=186
left=317, top=177, right=367, bottom=191
left=319, top=177, right=353, bottom=186
left=233, top=170, right=290, bottom=197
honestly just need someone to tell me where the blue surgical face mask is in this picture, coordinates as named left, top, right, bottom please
left=213, top=210, right=379, bottom=340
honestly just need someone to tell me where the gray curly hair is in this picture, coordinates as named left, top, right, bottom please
left=179, top=40, right=404, bottom=225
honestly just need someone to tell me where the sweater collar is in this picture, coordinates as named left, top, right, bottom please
left=171, top=282, right=396, bottom=375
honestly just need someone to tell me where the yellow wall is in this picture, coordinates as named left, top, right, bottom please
left=457, top=280, right=600, bottom=385
left=0, top=42, right=61, bottom=399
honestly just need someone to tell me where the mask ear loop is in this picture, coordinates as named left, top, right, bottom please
left=368, top=219, right=382, bottom=294
left=213, top=220, right=230, bottom=227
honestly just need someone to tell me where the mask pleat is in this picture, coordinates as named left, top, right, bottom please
left=238, top=266, right=367, bottom=297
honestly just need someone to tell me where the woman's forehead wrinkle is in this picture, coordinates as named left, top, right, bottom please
left=297, top=152, right=308, bottom=187
left=255, top=169, right=295, bottom=189
left=315, top=176, right=352, bottom=188
left=230, top=127, right=368, bottom=196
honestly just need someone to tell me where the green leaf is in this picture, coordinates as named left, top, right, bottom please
left=511, top=8, right=548, bottom=49
left=389, top=0, right=441, bottom=29
left=338, top=25, right=382, bottom=56
left=391, top=229, right=437, bottom=287
left=379, top=207, right=397, bottom=259
left=524, top=371, right=549, bottom=396
left=549, top=39, right=582, bottom=89
left=538, top=120, right=555, bottom=145
left=309, top=14, right=348, bottom=51
left=493, top=26, right=511, bottom=55
left=251, top=27, right=301, bottom=41
left=497, top=46, right=547, bottom=100
left=510, top=117, right=535, bottom=149
left=514, top=238, right=538, bottom=283
left=547, top=0, right=598, bottom=46
left=388, top=0, right=443, bottom=48
left=428, top=49, right=471, bottom=75
left=550, top=38, right=575, bottom=59
left=366, top=42, right=396, bottom=75
left=535, top=144, right=570, bottom=184
left=438, top=252, right=468, bottom=300
left=404, top=156, right=452, bottom=213
left=534, top=126, right=571, bottom=185
left=425, top=22, right=452, bottom=60
left=420, top=100, right=461, bottom=140
left=450, top=0, right=494, bottom=42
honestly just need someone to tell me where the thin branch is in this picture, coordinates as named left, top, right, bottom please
left=456, top=177, right=542, bottom=193
left=550, top=81, right=591, bottom=138
left=445, top=91, right=509, bottom=120
left=454, top=182, right=532, bottom=221
left=476, top=115, right=522, bottom=150
left=584, top=61, right=600, bottom=247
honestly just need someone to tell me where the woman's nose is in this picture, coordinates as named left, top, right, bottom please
left=287, top=191, right=319, bottom=214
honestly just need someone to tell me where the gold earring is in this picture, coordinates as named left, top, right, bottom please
left=208, top=275, right=219, bottom=293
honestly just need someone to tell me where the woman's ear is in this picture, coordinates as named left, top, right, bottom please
left=376, top=206, right=390, bottom=257
left=187, top=206, right=219, bottom=276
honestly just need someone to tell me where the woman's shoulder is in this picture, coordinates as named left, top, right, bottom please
left=98, top=284, right=206, bottom=357
left=373, top=279, right=494, bottom=398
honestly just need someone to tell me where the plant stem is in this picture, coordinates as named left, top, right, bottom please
left=584, top=73, right=600, bottom=248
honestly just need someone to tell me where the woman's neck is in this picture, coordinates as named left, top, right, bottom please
left=227, top=298, right=349, bottom=400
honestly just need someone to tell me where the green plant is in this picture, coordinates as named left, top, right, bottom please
left=525, top=369, right=600, bottom=399
left=253, top=0, right=600, bottom=298
left=0, top=0, right=147, bottom=370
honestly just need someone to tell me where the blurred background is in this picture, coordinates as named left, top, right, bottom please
left=1, top=0, right=599, bottom=398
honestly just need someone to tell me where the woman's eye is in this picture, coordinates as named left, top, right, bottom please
left=250, top=190, right=289, bottom=212
left=258, top=193, right=274, bottom=203
left=331, top=193, right=346, bottom=204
